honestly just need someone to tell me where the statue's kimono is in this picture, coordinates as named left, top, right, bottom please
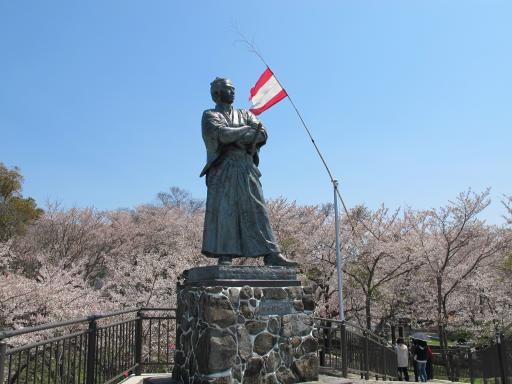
left=200, top=104, right=281, bottom=258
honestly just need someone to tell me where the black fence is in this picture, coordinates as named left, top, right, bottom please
left=426, top=326, right=511, bottom=384
left=1, top=308, right=399, bottom=384
left=314, top=318, right=398, bottom=380
left=0, top=308, right=176, bottom=384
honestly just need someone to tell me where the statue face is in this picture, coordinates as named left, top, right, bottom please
left=218, top=82, right=235, bottom=105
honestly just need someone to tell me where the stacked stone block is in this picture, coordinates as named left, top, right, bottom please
left=173, top=284, right=319, bottom=384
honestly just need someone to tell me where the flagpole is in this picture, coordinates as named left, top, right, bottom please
left=238, top=33, right=350, bottom=320
left=281, top=81, right=346, bottom=321
left=253, top=61, right=347, bottom=320
left=333, top=180, right=345, bottom=321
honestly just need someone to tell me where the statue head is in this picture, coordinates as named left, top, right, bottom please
left=210, top=77, right=235, bottom=105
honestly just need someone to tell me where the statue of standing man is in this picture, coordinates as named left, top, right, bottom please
left=200, top=77, right=297, bottom=267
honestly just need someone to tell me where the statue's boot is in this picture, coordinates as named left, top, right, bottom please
left=218, top=256, right=233, bottom=266
left=264, top=253, right=299, bottom=267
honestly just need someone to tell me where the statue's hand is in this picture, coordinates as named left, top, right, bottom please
left=239, top=127, right=258, bottom=145
left=254, top=124, right=266, bottom=143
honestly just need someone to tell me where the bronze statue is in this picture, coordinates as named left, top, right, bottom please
left=200, top=77, right=297, bottom=267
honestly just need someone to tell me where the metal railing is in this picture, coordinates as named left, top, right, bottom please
left=0, top=308, right=176, bottom=384
left=426, top=325, right=511, bottom=384
left=1, top=308, right=400, bottom=384
left=314, top=318, right=398, bottom=380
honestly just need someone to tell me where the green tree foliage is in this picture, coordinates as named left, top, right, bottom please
left=0, top=163, right=43, bottom=241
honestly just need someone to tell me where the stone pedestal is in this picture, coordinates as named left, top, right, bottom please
left=172, top=266, right=319, bottom=384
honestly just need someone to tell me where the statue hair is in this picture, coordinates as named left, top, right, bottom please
left=210, top=77, right=233, bottom=103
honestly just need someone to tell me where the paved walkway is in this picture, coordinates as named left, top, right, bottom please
left=304, top=372, right=462, bottom=384
left=123, top=372, right=462, bottom=384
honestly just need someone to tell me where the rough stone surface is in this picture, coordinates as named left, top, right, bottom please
left=278, top=339, right=294, bottom=368
left=245, top=320, right=267, bottom=335
left=236, top=325, right=252, bottom=361
left=228, top=287, right=240, bottom=306
left=239, top=285, right=253, bottom=299
left=243, top=356, right=264, bottom=384
left=291, top=337, right=302, bottom=348
left=263, top=287, right=288, bottom=300
left=268, top=316, right=280, bottom=334
left=292, top=354, right=320, bottom=381
left=263, top=373, right=279, bottom=384
left=232, top=364, right=242, bottom=382
left=300, top=336, right=319, bottom=354
left=239, top=301, right=254, bottom=319
left=196, top=328, right=236, bottom=374
left=254, top=287, right=263, bottom=300
left=264, top=350, right=282, bottom=372
left=173, top=282, right=318, bottom=384
left=282, top=314, right=313, bottom=337
left=276, top=367, right=298, bottom=384
left=254, top=332, right=278, bottom=355
left=202, top=295, right=236, bottom=328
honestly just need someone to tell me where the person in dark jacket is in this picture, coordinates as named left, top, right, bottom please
left=411, top=339, right=419, bottom=382
left=414, top=340, right=428, bottom=382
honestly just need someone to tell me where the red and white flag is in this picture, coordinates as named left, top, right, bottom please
left=249, top=67, right=287, bottom=115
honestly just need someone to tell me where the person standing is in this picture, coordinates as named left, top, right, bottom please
left=395, top=338, right=410, bottom=381
left=414, top=340, right=428, bottom=382
left=426, top=344, right=434, bottom=380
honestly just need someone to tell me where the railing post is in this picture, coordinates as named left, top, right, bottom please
left=325, top=324, right=332, bottom=368
left=86, top=316, right=97, bottom=384
left=382, top=342, right=387, bottom=380
left=364, top=331, right=369, bottom=380
left=0, top=341, right=7, bottom=384
left=318, top=321, right=325, bottom=367
left=468, top=348, right=474, bottom=384
left=134, top=310, right=143, bottom=375
left=340, top=322, right=348, bottom=378
left=453, top=349, right=459, bottom=382
left=496, top=332, right=507, bottom=384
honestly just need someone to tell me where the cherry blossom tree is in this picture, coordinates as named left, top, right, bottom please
left=342, top=205, right=422, bottom=330
left=102, top=203, right=206, bottom=308
left=406, top=189, right=508, bottom=368
left=1, top=186, right=511, bottom=349
left=267, top=198, right=341, bottom=317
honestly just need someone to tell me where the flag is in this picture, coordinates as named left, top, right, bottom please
left=249, top=67, right=287, bottom=115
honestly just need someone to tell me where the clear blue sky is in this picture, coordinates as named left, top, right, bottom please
left=1, top=1, right=511, bottom=224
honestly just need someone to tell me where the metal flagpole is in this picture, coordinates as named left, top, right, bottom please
left=333, top=180, right=345, bottom=321
left=280, top=83, right=346, bottom=321
left=237, top=34, right=348, bottom=320
left=268, top=67, right=346, bottom=321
